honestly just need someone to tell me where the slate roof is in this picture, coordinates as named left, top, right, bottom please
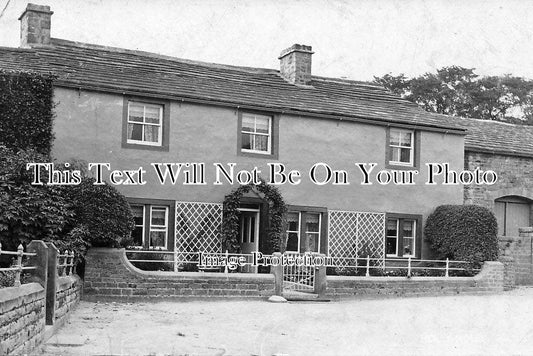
left=0, top=38, right=465, bottom=133
left=454, top=117, right=533, bottom=158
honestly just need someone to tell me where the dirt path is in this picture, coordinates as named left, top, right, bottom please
left=38, top=288, right=533, bottom=356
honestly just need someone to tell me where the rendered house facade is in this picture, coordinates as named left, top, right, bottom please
left=1, top=4, right=468, bottom=266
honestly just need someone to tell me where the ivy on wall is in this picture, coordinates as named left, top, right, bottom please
left=0, top=70, right=56, bottom=156
left=221, top=179, right=287, bottom=254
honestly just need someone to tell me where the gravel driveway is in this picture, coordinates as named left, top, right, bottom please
left=38, top=287, right=533, bottom=356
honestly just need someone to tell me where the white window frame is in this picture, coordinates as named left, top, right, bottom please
left=241, top=113, right=272, bottom=155
left=402, top=220, right=416, bottom=258
left=130, top=205, right=146, bottom=249
left=389, top=128, right=414, bottom=167
left=386, top=218, right=399, bottom=257
left=285, top=212, right=301, bottom=253
left=304, top=213, right=321, bottom=253
left=149, top=206, right=169, bottom=249
left=127, top=101, right=163, bottom=147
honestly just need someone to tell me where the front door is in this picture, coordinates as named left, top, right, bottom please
left=239, top=209, right=259, bottom=273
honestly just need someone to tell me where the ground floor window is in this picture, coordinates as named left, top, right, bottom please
left=285, top=207, right=326, bottom=253
left=128, top=199, right=174, bottom=250
left=494, top=196, right=532, bottom=236
left=386, top=213, right=421, bottom=258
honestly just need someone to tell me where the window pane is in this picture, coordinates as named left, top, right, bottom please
left=131, top=227, right=143, bottom=246
left=286, top=232, right=299, bottom=251
left=305, top=214, right=320, bottom=233
left=386, top=219, right=398, bottom=237
left=128, top=123, right=143, bottom=141
left=151, top=208, right=167, bottom=226
left=144, top=106, right=161, bottom=124
left=144, top=125, right=159, bottom=143
left=254, top=135, right=268, bottom=152
left=400, top=148, right=411, bottom=163
left=400, top=132, right=412, bottom=147
left=402, top=220, right=415, bottom=238
left=129, top=104, right=144, bottom=122
left=391, top=147, right=400, bottom=162
left=386, top=237, right=397, bottom=255
left=287, top=212, right=299, bottom=231
left=305, top=233, right=319, bottom=252
left=403, top=237, right=414, bottom=256
left=131, top=206, right=144, bottom=226
left=241, top=133, right=252, bottom=149
left=250, top=216, right=255, bottom=243
left=149, top=231, right=166, bottom=247
left=390, top=131, right=401, bottom=145
left=242, top=116, right=255, bottom=132
left=255, top=117, right=270, bottom=134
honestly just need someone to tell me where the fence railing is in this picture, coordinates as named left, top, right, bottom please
left=0, top=243, right=37, bottom=287
left=125, top=250, right=479, bottom=277
left=328, top=256, right=479, bottom=277
left=57, top=250, right=75, bottom=276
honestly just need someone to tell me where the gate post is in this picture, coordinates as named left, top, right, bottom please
left=314, top=253, right=327, bottom=297
left=270, top=252, right=283, bottom=296
left=45, top=242, right=59, bottom=325
left=27, top=240, right=48, bottom=287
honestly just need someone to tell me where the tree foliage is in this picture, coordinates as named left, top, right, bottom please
left=0, top=70, right=55, bottom=156
left=424, top=205, right=498, bottom=267
left=374, top=66, right=533, bottom=124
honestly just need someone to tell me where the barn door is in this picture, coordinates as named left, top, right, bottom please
left=495, top=197, right=531, bottom=236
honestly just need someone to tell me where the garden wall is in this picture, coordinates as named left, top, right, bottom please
left=499, top=227, right=533, bottom=286
left=0, top=283, right=46, bottom=355
left=54, top=275, right=82, bottom=324
left=84, top=248, right=275, bottom=300
left=325, top=261, right=504, bottom=300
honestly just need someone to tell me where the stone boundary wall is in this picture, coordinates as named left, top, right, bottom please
left=499, top=228, right=533, bottom=286
left=55, top=275, right=82, bottom=323
left=325, top=261, right=504, bottom=300
left=0, top=283, right=46, bottom=355
left=84, top=248, right=275, bottom=300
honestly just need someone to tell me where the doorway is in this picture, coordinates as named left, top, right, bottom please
left=238, top=208, right=259, bottom=273
left=495, top=196, right=531, bottom=236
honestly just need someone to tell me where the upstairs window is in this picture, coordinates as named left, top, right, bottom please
left=388, top=128, right=414, bottom=167
left=238, top=112, right=278, bottom=159
left=122, top=98, right=169, bottom=151
left=127, top=102, right=163, bottom=146
left=241, top=113, right=272, bottom=154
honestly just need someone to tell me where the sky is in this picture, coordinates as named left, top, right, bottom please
left=0, top=0, right=532, bottom=81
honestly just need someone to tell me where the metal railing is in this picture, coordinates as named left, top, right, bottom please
left=327, top=256, right=479, bottom=277
left=57, top=250, right=75, bottom=276
left=0, top=243, right=37, bottom=287
left=125, top=249, right=480, bottom=277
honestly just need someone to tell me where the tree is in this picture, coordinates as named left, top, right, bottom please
left=374, top=66, right=533, bottom=124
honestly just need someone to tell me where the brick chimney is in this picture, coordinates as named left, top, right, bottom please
left=278, top=44, right=314, bottom=86
left=18, top=3, right=53, bottom=47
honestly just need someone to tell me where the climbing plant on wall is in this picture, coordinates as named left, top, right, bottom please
left=0, top=70, right=56, bottom=156
left=221, top=179, right=287, bottom=254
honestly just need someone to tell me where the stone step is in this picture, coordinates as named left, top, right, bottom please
left=282, top=290, right=330, bottom=302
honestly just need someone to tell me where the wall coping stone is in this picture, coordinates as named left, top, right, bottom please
left=0, top=282, right=43, bottom=304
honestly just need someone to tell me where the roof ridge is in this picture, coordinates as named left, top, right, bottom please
left=48, top=38, right=280, bottom=74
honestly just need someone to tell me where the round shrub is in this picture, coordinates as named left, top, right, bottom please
left=424, top=204, right=498, bottom=267
left=63, top=177, right=134, bottom=248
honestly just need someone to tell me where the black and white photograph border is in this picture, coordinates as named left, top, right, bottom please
left=1, top=0, right=533, bottom=355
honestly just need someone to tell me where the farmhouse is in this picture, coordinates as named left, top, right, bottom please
left=1, top=4, right=473, bottom=268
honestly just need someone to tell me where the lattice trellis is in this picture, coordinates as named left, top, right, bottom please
left=175, top=202, right=222, bottom=265
left=328, top=210, right=385, bottom=268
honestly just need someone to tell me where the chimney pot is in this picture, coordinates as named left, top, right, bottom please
left=19, top=3, right=53, bottom=47
left=278, top=44, right=314, bottom=86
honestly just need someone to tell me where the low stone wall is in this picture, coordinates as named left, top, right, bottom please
left=84, top=248, right=275, bottom=300
left=55, top=275, right=82, bottom=323
left=0, top=283, right=46, bottom=355
left=326, top=261, right=504, bottom=300
left=499, top=228, right=533, bottom=286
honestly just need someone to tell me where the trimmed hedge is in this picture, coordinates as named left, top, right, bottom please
left=424, top=205, right=498, bottom=267
left=0, top=70, right=55, bottom=156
